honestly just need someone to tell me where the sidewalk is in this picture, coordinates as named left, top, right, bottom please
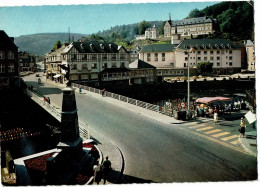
left=238, top=131, right=257, bottom=157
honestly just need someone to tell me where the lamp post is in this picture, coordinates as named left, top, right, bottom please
left=187, top=47, right=194, bottom=119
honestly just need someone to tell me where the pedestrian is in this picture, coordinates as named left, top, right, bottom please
left=93, top=161, right=101, bottom=184
left=239, top=117, right=246, bottom=138
left=47, top=97, right=50, bottom=104
left=214, top=112, right=218, bottom=125
left=214, top=106, right=218, bottom=114
left=102, top=88, right=106, bottom=97
left=79, top=87, right=82, bottom=94
left=102, top=156, right=111, bottom=184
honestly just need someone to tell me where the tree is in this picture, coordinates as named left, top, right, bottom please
left=197, top=61, right=213, bottom=76
left=186, top=8, right=205, bottom=18
left=160, top=21, right=166, bottom=35
left=52, top=40, right=62, bottom=50
left=138, top=21, right=151, bottom=35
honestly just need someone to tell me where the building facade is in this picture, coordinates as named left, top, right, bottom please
left=0, top=30, right=19, bottom=87
left=175, top=39, right=242, bottom=75
left=18, top=51, right=37, bottom=72
left=164, top=16, right=216, bottom=38
left=60, top=41, right=130, bottom=84
left=245, top=40, right=255, bottom=71
left=145, top=25, right=159, bottom=39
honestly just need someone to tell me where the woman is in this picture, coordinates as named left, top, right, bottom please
left=93, top=161, right=101, bottom=184
left=214, top=112, right=218, bottom=125
left=240, top=117, right=246, bottom=138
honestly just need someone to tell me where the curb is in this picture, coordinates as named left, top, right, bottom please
left=238, top=137, right=257, bottom=157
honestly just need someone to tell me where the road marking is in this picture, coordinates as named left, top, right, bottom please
left=212, top=132, right=230, bottom=137
left=204, top=129, right=221, bottom=134
left=188, top=124, right=206, bottom=129
left=196, top=126, right=214, bottom=131
left=178, top=126, right=255, bottom=157
left=221, top=135, right=238, bottom=141
left=230, top=140, right=238, bottom=145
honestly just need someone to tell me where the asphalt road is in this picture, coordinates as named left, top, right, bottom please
left=23, top=75, right=257, bottom=183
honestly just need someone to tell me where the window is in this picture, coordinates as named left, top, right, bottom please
left=204, top=57, right=207, bottom=61
left=154, top=53, right=158, bottom=61
left=147, top=53, right=151, bottom=61
left=229, top=50, right=232, bottom=54
left=8, top=63, right=14, bottom=72
left=229, top=56, right=232, bottom=60
left=111, top=63, right=117, bottom=68
left=217, top=56, right=220, bottom=60
left=229, top=62, right=232, bottom=66
left=184, top=52, right=188, bottom=55
left=71, top=64, right=77, bottom=70
left=190, top=57, right=192, bottom=59
left=198, top=57, right=201, bottom=60
left=120, top=62, right=125, bottom=67
left=111, top=54, right=116, bottom=60
left=102, top=54, right=107, bottom=61
left=91, top=63, right=97, bottom=69
left=217, top=62, right=220, bottom=66
left=210, top=51, right=213, bottom=54
left=92, top=55, right=97, bottom=60
left=170, top=63, right=174, bottom=67
left=0, top=64, right=5, bottom=73
left=162, top=53, right=165, bottom=61
left=102, top=63, right=107, bottom=68
left=217, top=51, right=220, bottom=54
left=204, top=51, right=207, bottom=55
left=185, top=57, right=188, bottom=61
left=72, top=54, right=77, bottom=61
left=8, top=51, right=14, bottom=59
left=120, top=54, right=125, bottom=60
left=184, top=63, right=187, bottom=67
left=197, top=51, right=201, bottom=55
left=210, top=56, right=214, bottom=60
left=0, top=51, right=5, bottom=59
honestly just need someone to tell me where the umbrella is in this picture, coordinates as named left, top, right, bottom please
left=195, top=97, right=232, bottom=104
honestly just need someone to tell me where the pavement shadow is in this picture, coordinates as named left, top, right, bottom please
left=25, top=81, right=62, bottom=95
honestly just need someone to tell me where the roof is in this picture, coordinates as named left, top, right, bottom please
left=100, top=67, right=131, bottom=73
left=62, top=41, right=120, bottom=54
left=177, top=39, right=238, bottom=50
left=171, top=16, right=214, bottom=26
left=140, top=44, right=175, bottom=53
left=0, top=30, right=18, bottom=50
left=129, top=59, right=156, bottom=69
left=245, top=40, right=254, bottom=47
left=48, top=45, right=67, bottom=56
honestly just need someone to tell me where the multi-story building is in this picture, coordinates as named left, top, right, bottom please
left=175, top=39, right=242, bottom=75
left=245, top=40, right=255, bottom=71
left=0, top=30, right=19, bottom=87
left=18, top=51, right=37, bottom=72
left=60, top=41, right=129, bottom=84
left=164, top=16, right=216, bottom=38
left=145, top=25, right=159, bottom=39
left=45, top=44, right=68, bottom=83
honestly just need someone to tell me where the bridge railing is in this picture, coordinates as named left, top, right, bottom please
left=72, top=83, right=180, bottom=117
left=25, top=89, right=91, bottom=139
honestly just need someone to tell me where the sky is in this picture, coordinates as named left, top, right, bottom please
left=0, top=0, right=220, bottom=37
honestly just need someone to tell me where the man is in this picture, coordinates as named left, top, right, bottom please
left=102, top=156, right=111, bottom=184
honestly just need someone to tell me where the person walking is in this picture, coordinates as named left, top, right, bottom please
left=93, top=161, right=101, bottom=184
left=102, top=88, right=106, bottom=97
left=102, top=156, right=111, bottom=184
left=214, top=112, right=218, bottom=125
left=239, top=117, right=246, bottom=138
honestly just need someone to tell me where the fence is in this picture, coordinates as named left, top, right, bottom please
left=25, top=89, right=91, bottom=139
left=72, top=83, right=194, bottom=118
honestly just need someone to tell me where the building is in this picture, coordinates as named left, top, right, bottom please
left=0, top=30, right=19, bottom=87
left=145, top=25, right=159, bottom=39
left=18, top=51, right=37, bottom=72
left=164, top=16, right=216, bottom=38
left=175, top=39, right=242, bottom=75
left=129, top=46, right=141, bottom=63
left=245, top=40, right=255, bottom=71
left=129, top=59, right=156, bottom=84
left=45, top=44, right=68, bottom=83
left=60, top=41, right=129, bottom=84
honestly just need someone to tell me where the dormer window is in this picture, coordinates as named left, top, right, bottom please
left=109, top=44, right=112, bottom=49
left=100, top=44, right=104, bottom=50
left=90, top=44, right=93, bottom=50
left=80, top=43, right=84, bottom=50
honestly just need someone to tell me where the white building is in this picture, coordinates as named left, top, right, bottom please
left=60, top=41, right=129, bottom=83
left=145, top=25, right=159, bottom=39
left=245, top=40, right=255, bottom=71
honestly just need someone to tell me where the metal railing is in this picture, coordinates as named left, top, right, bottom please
left=25, top=89, right=91, bottom=139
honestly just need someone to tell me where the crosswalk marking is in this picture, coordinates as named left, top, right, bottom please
left=221, top=135, right=238, bottom=141
left=212, top=132, right=230, bottom=138
left=230, top=140, right=238, bottom=145
left=204, top=129, right=221, bottom=134
left=188, top=124, right=206, bottom=129
left=196, top=126, right=214, bottom=131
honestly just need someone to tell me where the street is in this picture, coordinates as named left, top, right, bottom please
left=23, top=74, right=257, bottom=183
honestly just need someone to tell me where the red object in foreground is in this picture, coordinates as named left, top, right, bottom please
left=24, top=153, right=55, bottom=172
left=195, top=97, right=232, bottom=104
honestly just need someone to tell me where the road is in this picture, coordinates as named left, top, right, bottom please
left=23, top=74, right=257, bottom=183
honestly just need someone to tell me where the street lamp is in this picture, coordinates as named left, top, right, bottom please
left=187, top=47, right=194, bottom=119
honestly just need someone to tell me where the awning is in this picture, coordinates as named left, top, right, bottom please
left=195, top=97, right=232, bottom=104
left=53, top=74, right=61, bottom=78
left=244, top=111, right=256, bottom=124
